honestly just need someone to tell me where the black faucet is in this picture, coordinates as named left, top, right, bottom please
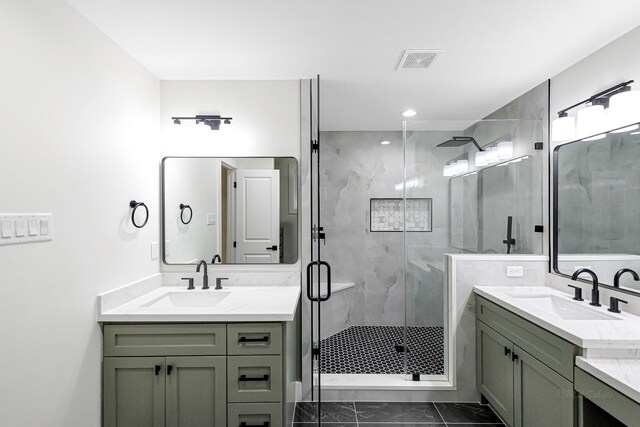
left=196, top=260, right=209, bottom=290
left=211, top=254, right=222, bottom=264
left=215, top=277, right=228, bottom=290
left=614, top=268, right=640, bottom=288
left=572, top=268, right=600, bottom=306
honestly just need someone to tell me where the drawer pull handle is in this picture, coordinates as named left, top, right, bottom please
left=167, top=365, right=173, bottom=375
left=154, top=365, right=161, bottom=376
left=504, top=347, right=511, bottom=356
left=239, top=336, right=269, bottom=343
left=240, top=423, right=269, bottom=427
left=239, top=374, right=269, bottom=382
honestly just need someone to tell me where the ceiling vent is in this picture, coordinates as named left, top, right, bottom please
left=397, top=49, right=443, bottom=71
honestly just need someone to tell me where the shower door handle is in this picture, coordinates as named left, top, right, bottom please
left=306, top=261, right=319, bottom=302
left=306, top=260, right=332, bottom=302
left=318, top=261, right=331, bottom=302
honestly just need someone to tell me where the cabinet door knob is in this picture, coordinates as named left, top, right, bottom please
left=154, top=365, right=161, bottom=376
left=167, top=365, right=173, bottom=375
left=504, top=346, right=511, bottom=356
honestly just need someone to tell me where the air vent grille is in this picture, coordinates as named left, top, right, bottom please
left=397, top=49, right=443, bottom=70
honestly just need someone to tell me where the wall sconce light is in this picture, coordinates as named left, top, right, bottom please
left=171, top=115, right=233, bottom=130
left=552, top=80, right=638, bottom=142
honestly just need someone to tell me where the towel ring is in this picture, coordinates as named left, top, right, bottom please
left=129, top=200, right=149, bottom=229
left=179, top=204, right=193, bottom=225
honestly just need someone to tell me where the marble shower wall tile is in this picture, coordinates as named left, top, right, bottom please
left=319, top=131, right=457, bottom=331
left=449, top=254, right=548, bottom=402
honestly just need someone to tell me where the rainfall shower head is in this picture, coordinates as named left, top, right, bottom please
left=437, top=136, right=484, bottom=151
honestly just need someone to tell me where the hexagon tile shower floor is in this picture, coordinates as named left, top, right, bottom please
left=319, top=326, right=444, bottom=375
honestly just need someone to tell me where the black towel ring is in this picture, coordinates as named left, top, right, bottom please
left=129, top=200, right=149, bottom=229
left=179, top=204, right=193, bottom=225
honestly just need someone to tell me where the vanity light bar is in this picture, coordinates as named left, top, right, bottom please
left=552, top=80, right=639, bottom=142
left=172, top=115, right=233, bottom=131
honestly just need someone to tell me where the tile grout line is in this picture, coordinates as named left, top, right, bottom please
left=432, top=402, right=447, bottom=426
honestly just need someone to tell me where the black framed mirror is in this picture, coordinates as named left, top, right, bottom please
left=553, top=121, right=640, bottom=294
left=162, top=156, right=299, bottom=265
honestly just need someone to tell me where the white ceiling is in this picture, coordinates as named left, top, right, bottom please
left=65, top=0, right=640, bottom=130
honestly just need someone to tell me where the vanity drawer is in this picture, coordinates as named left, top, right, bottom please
left=228, top=355, right=282, bottom=403
left=104, top=324, right=226, bottom=357
left=227, top=323, right=282, bottom=355
left=476, top=295, right=579, bottom=380
left=227, top=403, right=283, bottom=427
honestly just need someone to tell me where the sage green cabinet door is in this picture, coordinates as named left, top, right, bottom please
left=513, top=346, right=574, bottom=427
left=104, top=357, right=165, bottom=427
left=165, top=356, right=226, bottom=427
left=476, top=321, right=514, bottom=426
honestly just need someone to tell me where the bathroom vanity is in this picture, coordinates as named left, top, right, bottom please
left=475, top=286, right=640, bottom=427
left=98, top=276, right=301, bottom=427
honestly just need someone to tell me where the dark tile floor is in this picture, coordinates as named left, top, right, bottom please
left=293, top=401, right=505, bottom=426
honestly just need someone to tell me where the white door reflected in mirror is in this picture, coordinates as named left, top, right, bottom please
left=162, top=157, right=298, bottom=265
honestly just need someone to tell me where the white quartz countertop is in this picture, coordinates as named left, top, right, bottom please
left=474, top=286, right=640, bottom=349
left=576, top=357, right=640, bottom=404
left=99, top=284, right=301, bottom=322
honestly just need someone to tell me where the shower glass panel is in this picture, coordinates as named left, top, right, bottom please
left=302, top=116, right=543, bottom=400
left=402, top=119, right=544, bottom=380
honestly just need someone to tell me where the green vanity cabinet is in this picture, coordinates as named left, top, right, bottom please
left=476, top=321, right=515, bottom=425
left=575, top=368, right=640, bottom=427
left=476, top=295, right=579, bottom=427
left=103, top=357, right=166, bottom=427
left=102, top=322, right=289, bottom=427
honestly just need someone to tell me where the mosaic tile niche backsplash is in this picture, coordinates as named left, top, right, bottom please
left=370, top=198, right=432, bottom=232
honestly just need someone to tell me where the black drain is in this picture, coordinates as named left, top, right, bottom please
left=394, top=344, right=410, bottom=353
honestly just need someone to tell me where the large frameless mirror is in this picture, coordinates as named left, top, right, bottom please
left=162, top=157, right=299, bottom=265
left=554, top=122, right=640, bottom=293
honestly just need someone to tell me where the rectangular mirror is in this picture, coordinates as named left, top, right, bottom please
left=162, top=157, right=299, bottom=265
left=554, top=122, right=640, bottom=293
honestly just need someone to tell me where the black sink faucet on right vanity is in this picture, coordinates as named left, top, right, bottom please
left=571, top=268, right=600, bottom=307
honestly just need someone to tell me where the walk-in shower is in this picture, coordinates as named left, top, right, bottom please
left=301, top=79, right=544, bottom=403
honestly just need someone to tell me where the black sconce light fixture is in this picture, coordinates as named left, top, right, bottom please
left=171, top=115, right=233, bottom=131
left=552, top=80, right=638, bottom=142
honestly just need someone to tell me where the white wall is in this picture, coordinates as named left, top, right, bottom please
left=161, top=80, right=300, bottom=158
left=549, top=25, right=640, bottom=291
left=160, top=80, right=301, bottom=271
left=550, top=25, right=640, bottom=135
left=0, top=1, right=160, bottom=426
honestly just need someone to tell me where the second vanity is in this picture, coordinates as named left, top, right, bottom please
left=474, top=286, right=640, bottom=427
left=98, top=275, right=301, bottom=427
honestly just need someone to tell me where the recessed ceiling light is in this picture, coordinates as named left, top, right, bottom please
left=402, top=109, right=417, bottom=117
left=381, top=140, right=391, bottom=145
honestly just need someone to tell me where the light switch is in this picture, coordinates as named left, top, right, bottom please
left=40, top=220, right=49, bottom=236
left=506, top=266, right=524, bottom=277
left=15, top=220, right=26, bottom=237
left=207, top=213, right=216, bottom=225
left=28, top=220, right=38, bottom=236
left=1, top=221, right=12, bottom=238
left=150, top=242, right=159, bottom=260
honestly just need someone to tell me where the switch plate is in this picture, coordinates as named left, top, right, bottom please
left=207, top=213, right=216, bottom=225
left=507, top=266, right=524, bottom=277
left=28, top=220, right=38, bottom=236
left=15, top=221, right=26, bottom=237
left=150, top=242, right=159, bottom=260
left=1, top=221, right=12, bottom=238
left=0, top=214, right=53, bottom=246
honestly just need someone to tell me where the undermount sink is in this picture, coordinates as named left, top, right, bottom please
left=507, top=293, right=619, bottom=321
left=144, top=291, right=231, bottom=308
